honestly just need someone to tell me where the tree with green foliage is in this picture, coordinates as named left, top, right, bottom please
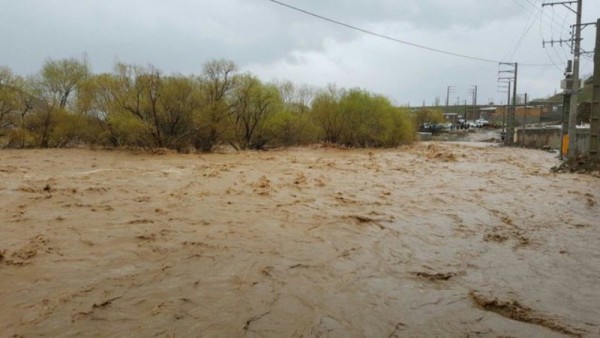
left=0, top=67, right=21, bottom=128
left=337, top=89, right=415, bottom=147
left=76, top=73, right=122, bottom=145
left=274, top=81, right=317, bottom=146
left=2, top=75, right=39, bottom=148
left=0, top=58, right=416, bottom=151
left=414, top=108, right=444, bottom=126
left=229, top=74, right=282, bottom=150
left=311, top=85, right=345, bottom=144
left=40, top=57, right=90, bottom=110
left=158, top=75, right=203, bottom=150
left=101, top=63, right=157, bottom=147
left=194, top=59, right=237, bottom=151
left=311, top=87, right=415, bottom=147
left=388, top=107, right=416, bottom=146
left=20, top=57, right=91, bottom=147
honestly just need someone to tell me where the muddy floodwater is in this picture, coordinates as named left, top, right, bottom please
left=1, top=143, right=599, bottom=337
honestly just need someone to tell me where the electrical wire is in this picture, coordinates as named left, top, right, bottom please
left=538, top=1, right=566, bottom=71
left=537, top=0, right=580, bottom=67
left=504, top=0, right=543, bottom=62
left=557, top=6, right=573, bottom=60
left=540, top=30, right=565, bottom=72
left=517, top=0, right=565, bottom=32
left=267, top=0, right=554, bottom=67
left=549, top=5, right=571, bottom=63
left=530, top=0, right=574, bottom=31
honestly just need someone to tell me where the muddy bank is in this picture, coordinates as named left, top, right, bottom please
left=1, top=144, right=599, bottom=337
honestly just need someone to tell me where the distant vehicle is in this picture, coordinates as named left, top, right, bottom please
left=419, top=123, right=445, bottom=134
left=419, top=123, right=433, bottom=132
left=476, top=119, right=489, bottom=127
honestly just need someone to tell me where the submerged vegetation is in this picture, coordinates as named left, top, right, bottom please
left=0, top=58, right=417, bottom=151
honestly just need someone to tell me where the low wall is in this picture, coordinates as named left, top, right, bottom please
left=515, top=127, right=589, bottom=152
left=417, top=132, right=433, bottom=141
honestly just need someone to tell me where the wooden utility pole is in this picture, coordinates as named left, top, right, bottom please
left=589, top=19, right=600, bottom=164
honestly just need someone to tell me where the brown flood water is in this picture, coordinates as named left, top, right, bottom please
left=0, top=143, right=599, bottom=337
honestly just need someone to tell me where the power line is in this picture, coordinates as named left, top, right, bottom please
left=519, top=0, right=572, bottom=67
left=557, top=5, right=573, bottom=53
left=549, top=4, right=571, bottom=61
left=532, top=0, right=574, bottom=31
left=267, top=0, right=553, bottom=67
left=538, top=2, right=567, bottom=71
left=515, top=0, right=567, bottom=31
left=504, top=0, right=543, bottom=61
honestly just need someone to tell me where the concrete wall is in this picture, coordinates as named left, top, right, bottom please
left=417, top=132, right=433, bottom=141
left=516, top=127, right=590, bottom=152
left=575, top=129, right=590, bottom=153
left=515, top=128, right=561, bottom=148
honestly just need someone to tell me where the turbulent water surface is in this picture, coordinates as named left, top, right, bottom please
left=1, top=143, right=599, bottom=337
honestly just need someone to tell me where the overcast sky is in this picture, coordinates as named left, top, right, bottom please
left=1, top=0, right=599, bottom=106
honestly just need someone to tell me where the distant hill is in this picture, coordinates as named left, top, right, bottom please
left=533, top=75, right=594, bottom=104
left=529, top=75, right=595, bottom=123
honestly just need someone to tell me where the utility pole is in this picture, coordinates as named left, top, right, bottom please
left=522, top=93, right=528, bottom=146
left=499, top=62, right=518, bottom=145
left=589, top=19, right=600, bottom=165
left=445, top=86, right=455, bottom=115
left=505, top=81, right=511, bottom=139
left=543, top=0, right=582, bottom=159
left=567, top=0, right=583, bottom=159
left=511, top=64, right=518, bottom=146
left=497, top=80, right=511, bottom=142
left=471, top=85, right=478, bottom=120
left=560, top=61, right=573, bottom=159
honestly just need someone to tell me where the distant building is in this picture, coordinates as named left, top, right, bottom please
left=477, top=107, right=497, bottom=121
left=443, top=113, right=458, bottom=123
left=491, top=106, right=543, bottom=126
left=527, top=99, right=562, bottom=123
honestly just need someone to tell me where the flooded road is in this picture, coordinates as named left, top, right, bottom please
left=1, top=143, right=599, bottom=337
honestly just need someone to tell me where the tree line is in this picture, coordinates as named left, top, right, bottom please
left=0, top=58, right=420, bottom=151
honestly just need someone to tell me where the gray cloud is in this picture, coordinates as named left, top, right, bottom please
left=282, top=0, right=523, bottom=29
left=0, top=0, right=598, bottom=104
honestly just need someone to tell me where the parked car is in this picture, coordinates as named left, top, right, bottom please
left=476, top=119, right=489, bottom=127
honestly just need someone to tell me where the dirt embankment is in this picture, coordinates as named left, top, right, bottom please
left=1, top=143, right=599, bottom=337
